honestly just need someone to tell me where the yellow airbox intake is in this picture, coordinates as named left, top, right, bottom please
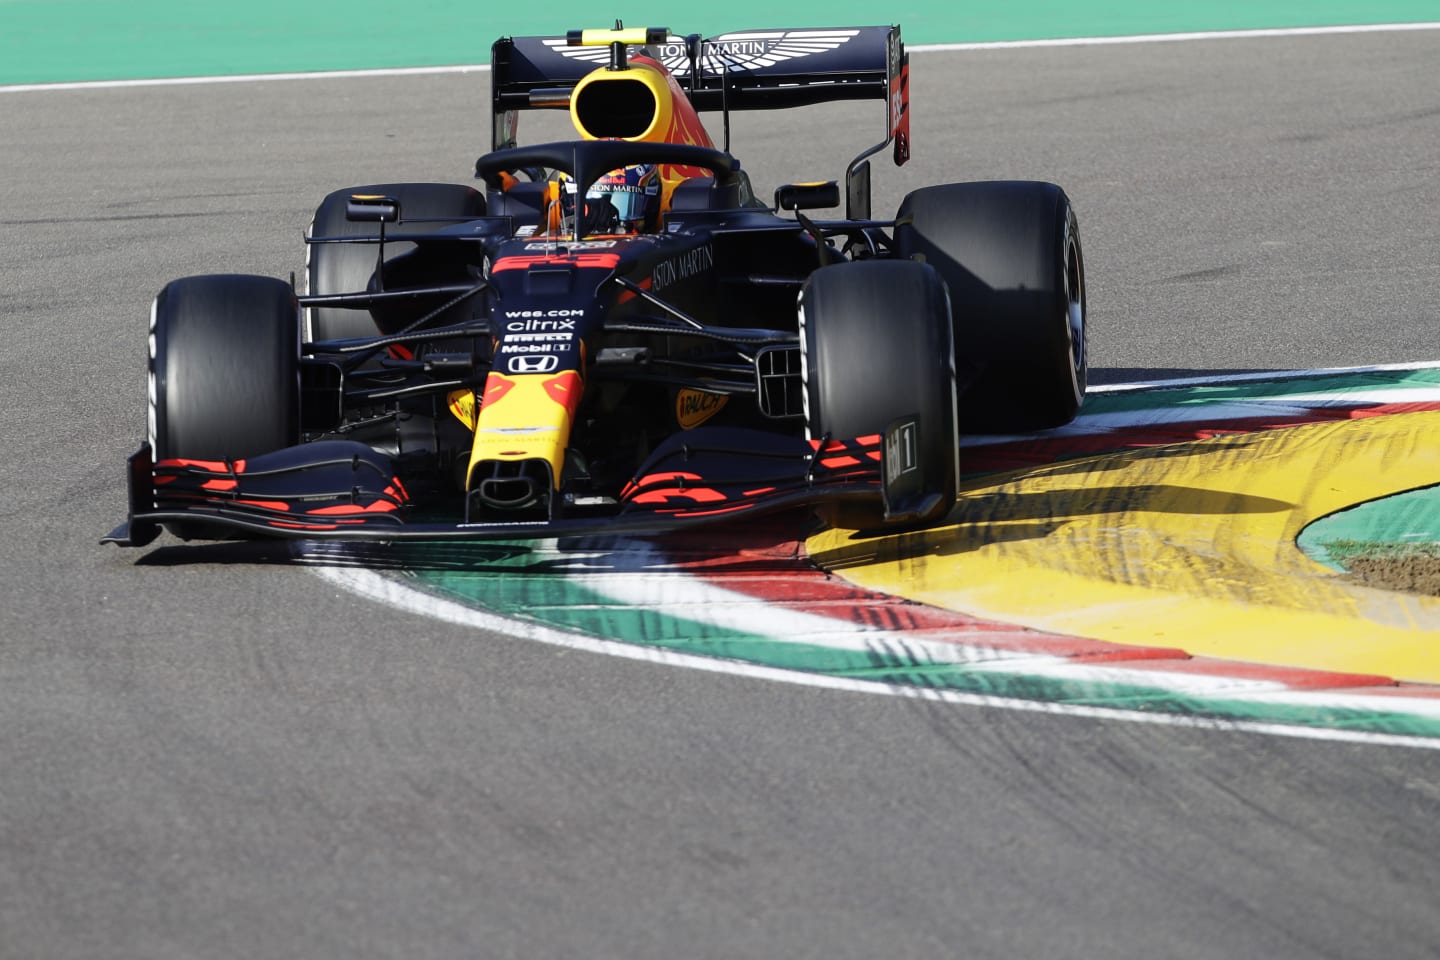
left=570, top=60, right=673, bottom=142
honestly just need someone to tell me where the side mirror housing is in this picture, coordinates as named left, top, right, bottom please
left=346, top=194, right=400, bottom=223
left=775, top=181, right=840, bottom=212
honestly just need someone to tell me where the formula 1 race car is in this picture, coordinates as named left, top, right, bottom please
left=105, top=24, right=1087, bottom=546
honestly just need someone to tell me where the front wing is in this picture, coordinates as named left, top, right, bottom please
left=103, top=429, right=896, bottom=546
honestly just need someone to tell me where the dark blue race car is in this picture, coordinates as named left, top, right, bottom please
left=107, top=24, right=1087, bottom=546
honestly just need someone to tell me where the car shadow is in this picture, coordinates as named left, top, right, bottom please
left=131, top=514, right=821, bottom=574
left=818, top=479, right=1293, bottom=567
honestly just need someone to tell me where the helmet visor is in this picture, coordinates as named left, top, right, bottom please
left=585, top=164, right=659, bottom=229
left=593, top=186, right=649, bottom=224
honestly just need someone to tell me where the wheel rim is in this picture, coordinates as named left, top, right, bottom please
left=1063, top=229, right=1087, bottom=400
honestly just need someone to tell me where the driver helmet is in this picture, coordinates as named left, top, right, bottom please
left=560, top=163, right=661, bottom=235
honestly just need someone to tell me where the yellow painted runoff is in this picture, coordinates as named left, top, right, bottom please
left=809, top=412, right=1440, bottom=682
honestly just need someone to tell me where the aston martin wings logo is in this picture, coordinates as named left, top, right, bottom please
left=544, top=30, right=860, bottom=75
left=543, top=39, right=614, bottom=68
left=690, top=30, right=861, bottom=73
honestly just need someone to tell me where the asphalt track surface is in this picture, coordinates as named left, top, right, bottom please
left=4, top=30, right=1440, bottom=960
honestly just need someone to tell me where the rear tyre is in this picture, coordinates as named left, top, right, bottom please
left=305, top=182, right=486, bottom=343
left=149, top=274, right=300, bottom=539
left=895, top=181, right=1086, bottom=432
left=800, top=259, right=958, bottom=527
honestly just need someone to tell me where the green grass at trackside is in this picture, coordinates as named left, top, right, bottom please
left=1318, top=540, right=1440, bottom=563
left=1309, top=540, right=1440, bottom=600
left=1, top=1, right=1437, bottom=84
left=1299, top=484, right=1440, bottom=571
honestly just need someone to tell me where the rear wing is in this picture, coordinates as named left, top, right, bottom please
left=489, top=25, right=909, bottom=216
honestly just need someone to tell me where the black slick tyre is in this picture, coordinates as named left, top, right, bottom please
left=305, top=182, right=486, bottom=343
left=149, top=274, right=300, bottom=539
left=150, top=274, right=299, bottom=461
left=895, top=181, right=1086, bottom=433
left=800, top=259, right=958, bottom=526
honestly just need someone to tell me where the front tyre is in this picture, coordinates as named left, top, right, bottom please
left=148, top=274, right=301, bottom=540
left=800, top=259, right=958, bottom=527
left=150, top=274, right=300, bottom=462
left=895, top=181, right=1086, bottom=432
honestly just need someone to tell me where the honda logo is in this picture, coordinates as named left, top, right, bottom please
left=508, top=354, right=560, bottom=374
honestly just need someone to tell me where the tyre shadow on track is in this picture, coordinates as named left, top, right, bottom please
left=817, top=484, right=1292, bottom=568
left=955, top=485, right=1291, bottom=523
left=966, top=435, right=1275, bottom=483
left=133, top=541, right=303, bottom=566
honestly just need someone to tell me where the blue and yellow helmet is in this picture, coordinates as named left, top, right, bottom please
left=561, top=163, right=661, bottom=234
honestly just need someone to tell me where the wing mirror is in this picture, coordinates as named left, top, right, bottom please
left=346, top=194, right=401, bottom=223
left=775, top=181, right=840, bottom=212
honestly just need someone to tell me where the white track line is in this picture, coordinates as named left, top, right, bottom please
left=916, top=21, right=1440, bottom=53
left=4, top=22, right=1438, bottom=94
left=0, top=64, right=491, bottom=94
left=1088, top=359, right=1440, bottom=394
